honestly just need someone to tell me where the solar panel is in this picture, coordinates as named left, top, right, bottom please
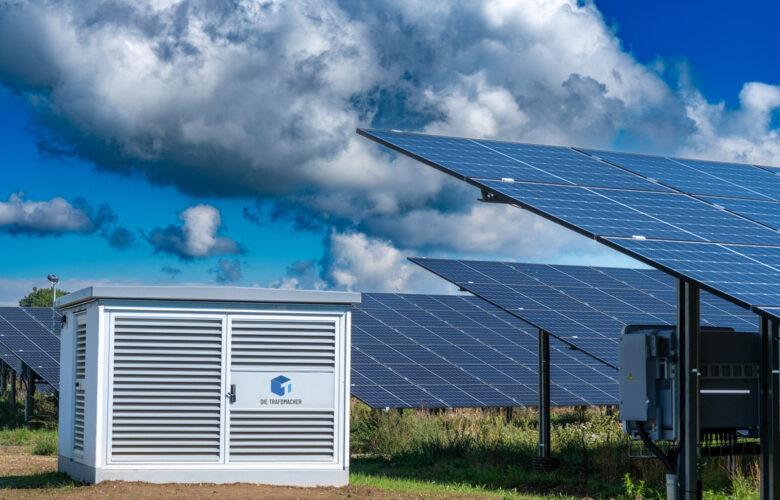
left=583, top=149, right=780, bottom=200
left=410, top=259, right=758, bottom=366
left=701, top=197, right=780, bottom=231
left=605, top=238, right=780, bottom=310
left=482, top=180, right=780, bottom=246
left=0, top=307, right=61, bottom=389
left=364, top=129, right=671, bottom=191
left=0, top=342, right=22, bottom=373
left=357, top=129, right=780, bottom=318
left=351, top=293, right=617, bottom=408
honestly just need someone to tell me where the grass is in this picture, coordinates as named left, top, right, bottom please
left=0, top=389, right=763, bottom=498
left=351, top=471, right=564, bottom=499
left=349, top=401, right=761, bottom=498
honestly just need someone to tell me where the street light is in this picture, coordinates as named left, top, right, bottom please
left=47, top=274, right=59, bottom=308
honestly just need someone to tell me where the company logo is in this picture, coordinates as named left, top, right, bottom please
left=271, top=375, right=292, bottom=396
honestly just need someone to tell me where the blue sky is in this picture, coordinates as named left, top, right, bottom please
left=0, top=1, right=779, bottom=304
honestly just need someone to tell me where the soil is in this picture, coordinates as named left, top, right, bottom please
left=0, top=446, right=480, bottom=499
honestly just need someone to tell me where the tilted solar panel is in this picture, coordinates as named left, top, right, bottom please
left=583, top=149, right=780, bottom=201
left=358, top=129, right=780, bottom=317
left=410, top=259, right=758, bottom=366
left=0, top=342, right=22, bottom=373
left=0, top=307, right=61, bottom=389
left=351, top=293, right=617, bottom=408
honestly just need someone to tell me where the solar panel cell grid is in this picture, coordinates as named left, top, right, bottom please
left=0, top=307, right=61, bottom=389
left=351, top=293, right=618, bottom=408
left=584, top=149, right=771, bottom=200
left=410, top=259, right=759, bottom=368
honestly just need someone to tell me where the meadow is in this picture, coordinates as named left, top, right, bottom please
left=0, top=393, right=761, bottom=498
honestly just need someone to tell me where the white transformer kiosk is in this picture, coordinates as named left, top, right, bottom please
left=56, top=286, right=359, bottom=486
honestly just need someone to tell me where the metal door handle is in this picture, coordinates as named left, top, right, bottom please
left=227, top=384, right=236, bottom=403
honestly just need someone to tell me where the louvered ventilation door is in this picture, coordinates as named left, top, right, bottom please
left=229, top=318, right=337, bottom=462
left=111, top=316, right=223, bottom=462
left=73, top=316, right=86, bottom=457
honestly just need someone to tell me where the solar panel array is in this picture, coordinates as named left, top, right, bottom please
left=351, top=293, right=617, bottom=408
left=0, top=308, right=61, bottom=389
left=410, top=259, right=758, bottom=366
left=357, top=129, right=780, bottom=317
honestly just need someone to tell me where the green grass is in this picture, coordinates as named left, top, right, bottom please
left=351, top=471, right=566, bottom=498
left=349, top=401, right=761, bottom=499
left=0, top=390, right=762, bottom=498
left=31, top=430, right=57, bottom=456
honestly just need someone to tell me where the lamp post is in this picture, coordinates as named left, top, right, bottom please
left=47, top=274, right=59, bottom=308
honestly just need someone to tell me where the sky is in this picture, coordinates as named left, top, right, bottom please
left=0, top=0, right=779, bottom=305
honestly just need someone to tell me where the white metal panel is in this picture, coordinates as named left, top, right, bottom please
left=229, top=410, right=335, bottom=461
left=73, top=314, right=87, bottom=457
left=227, top=315, right=340, bottom=462
left=230, top=318, right=337, bottom=370
left=58, top=310, right=76, bottom=460
left=108, top=314, right=225, bottom=463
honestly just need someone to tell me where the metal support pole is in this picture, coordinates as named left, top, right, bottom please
left=539, top=330, right=551, bottom=459
left=678, top=281, right=701, bottom=499
left=533, top=330, right=559, bottom=470
left=9, top=369, right=16, bottom=411
left=23, top=367, right=35, bottom=422
left=0, top=364, right=6, bottom=399
left=760, top=317, right=780, bottom=499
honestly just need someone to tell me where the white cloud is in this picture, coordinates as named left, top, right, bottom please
left=681, top=82, right=780, bottom=165
left=145, top=204, right=241, bottom=259
left=323, top=231, right=459, bottom=294
left=1, top=0, right=777, bottom=291
left=0, top=192, right=93, bottom=234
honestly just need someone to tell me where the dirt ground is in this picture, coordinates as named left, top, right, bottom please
left=0, top=446, right=482, bottom=499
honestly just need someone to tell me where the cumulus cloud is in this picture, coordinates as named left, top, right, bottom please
left=0, top=192, right=133, bottom=248
left=1, top=0, right=776, bottom=291
left=210, top=258, right=243, bottom=284
left=681, top=82, right=780, bottom=165
left=0, top=1, right=690, bottom=203
left=145, top=204, right=241, bottom=260
left=322, top=231, right=456, bottom=293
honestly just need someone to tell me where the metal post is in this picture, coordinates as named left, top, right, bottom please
left=539, top=330, right=551, bottom=459
left=760, top=316, right=780, bottom=499
left=533, top=330, right=558, bottom=470
left=9, top=369, right=16, bottom=411
left=0, top=364, right=5, bottom=399
left=23, top=367, right=35, bottom=422
left=678, top=281, right=701, bottom=499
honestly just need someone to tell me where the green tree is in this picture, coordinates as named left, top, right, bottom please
left=19, top=287, right=69, bottom=307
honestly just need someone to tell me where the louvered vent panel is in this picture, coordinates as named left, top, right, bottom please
left=230, top=319, right=336, bottom=370
left=110, top=316, right=223, bottom=462
left=73, top=315, right=87, bottom=456
left=229, top=410, right=335, bottom=461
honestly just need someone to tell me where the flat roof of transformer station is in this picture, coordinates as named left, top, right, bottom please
left=56, top=286, right=361, bottom=308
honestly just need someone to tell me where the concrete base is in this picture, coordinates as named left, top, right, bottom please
left=58, top=456, right=349, bottom=486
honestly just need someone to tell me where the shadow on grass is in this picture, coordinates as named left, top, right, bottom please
left=351, top=453, right=622, bottom=498
left=0, top=471, right=78, bottom=489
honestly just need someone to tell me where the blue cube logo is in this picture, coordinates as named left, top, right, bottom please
left=271, top=375, right=292, bottom=396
